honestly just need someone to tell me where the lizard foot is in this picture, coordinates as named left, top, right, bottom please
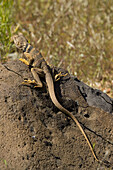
left=19, top=58, right=29, bottom=65
left=55, top=72, right=68, bottom=81
left=22, top=79, right=42, bottom=88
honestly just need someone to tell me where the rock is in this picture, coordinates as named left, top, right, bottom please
left=0, top=60, right=113, bottom=169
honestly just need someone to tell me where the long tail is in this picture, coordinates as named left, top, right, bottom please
left=45, top=70, right=99, bottom=162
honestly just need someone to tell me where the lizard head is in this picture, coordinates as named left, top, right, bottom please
left=13, top=33, right=28, bottom=50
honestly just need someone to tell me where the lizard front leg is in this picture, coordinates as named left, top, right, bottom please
left=19, top=52, right=34, bottom=66
left=19, top=58, right=30, bottom=66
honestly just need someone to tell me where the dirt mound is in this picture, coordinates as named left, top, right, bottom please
left=0, top=60, right=113, bottom=169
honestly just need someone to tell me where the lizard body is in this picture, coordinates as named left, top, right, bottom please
left=13, top=34, right=99, bottom=162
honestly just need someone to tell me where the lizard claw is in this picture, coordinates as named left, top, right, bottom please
left=55, top=72, right=68, bottom=81
left=22, top=79, right=43, bottom=88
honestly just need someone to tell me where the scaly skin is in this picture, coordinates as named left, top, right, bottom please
left=13, top=33, right=99, bottom=162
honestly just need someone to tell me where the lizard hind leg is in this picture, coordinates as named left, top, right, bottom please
left=55, top=72, right=68, bottom=81
left=22, top=79, right=39, bottom=87
left=22, top=77, right=43, bottom=88
left=30, top=68, right=43, bottom=88
left=21, top=68, right=43, bottom=88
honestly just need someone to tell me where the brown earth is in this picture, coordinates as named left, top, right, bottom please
left=0, top=60, right=113, bottom=170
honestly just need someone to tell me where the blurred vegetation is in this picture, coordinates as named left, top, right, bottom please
left=0, top=0, right=113, bottom=97
left=0, top=0, right=14, bottom=61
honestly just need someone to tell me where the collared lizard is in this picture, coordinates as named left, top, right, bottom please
left=13, top=33, right=99, bottom=162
